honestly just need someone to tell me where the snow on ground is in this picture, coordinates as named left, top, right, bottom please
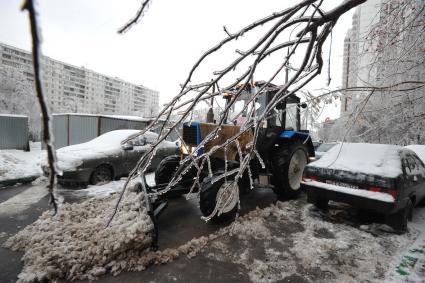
left=57, top=173, right=155, bottom=201
left=310, top=143, right=403, bottom=178
left=3, top=182, right=154, bottom=283
left=3, top=175, right=425, bottom=282
left=204, top=200, right=425, bottom=283
left=0, top=142, right=43, bottom=183
left=386, top=206, right=425, bottom=282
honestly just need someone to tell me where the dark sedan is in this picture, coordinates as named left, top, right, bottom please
left=42, top=130, right=179, bottom=186
left=303, top=143, right=425, bottom=233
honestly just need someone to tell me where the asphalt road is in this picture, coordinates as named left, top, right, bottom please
left=0, top=182, right=281, bottom=283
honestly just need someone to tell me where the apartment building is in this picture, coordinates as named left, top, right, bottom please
left=0, top=42, right=159, bottom=117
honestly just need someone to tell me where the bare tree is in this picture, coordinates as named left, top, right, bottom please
left=106, top=0, right=367, bottom=224
left=22, top=0, right=59, bottom=212
left=333, top=0, right=425, bottom=144
left=0, top=66, right=41, bottom=140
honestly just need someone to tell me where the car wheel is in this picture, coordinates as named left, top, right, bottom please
left=200, top=171, right=239, bottom=223
left=90, top=165, right=113, bottom=185
left=390, top=199, right=413, bottom=233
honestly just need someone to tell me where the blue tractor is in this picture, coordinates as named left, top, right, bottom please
left=151, top=81, right=315, bottom=222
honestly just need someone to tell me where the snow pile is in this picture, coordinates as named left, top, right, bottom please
left=0, top=143, right=43, bottom=182
left=405, top=145, right=425, bottom=163
left=3, top=188, right=154, bottom=282
left=310, top=143, right=403, bottom=178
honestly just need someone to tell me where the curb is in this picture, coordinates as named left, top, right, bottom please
left=0, top=176, right=39, bottom=188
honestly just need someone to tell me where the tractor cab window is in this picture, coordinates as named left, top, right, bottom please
left=285, top=103, right=298, bottom=131
left=229, top=99, right=260, bottom=125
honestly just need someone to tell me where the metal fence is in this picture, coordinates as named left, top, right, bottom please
left=43, top=114, right=150, bottom=149
left=0, top=114, right=29, bottom=150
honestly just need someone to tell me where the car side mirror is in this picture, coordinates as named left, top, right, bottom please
left=122, top=143, right=134, bottom=151
left=300, top=102, right=307, bottom=109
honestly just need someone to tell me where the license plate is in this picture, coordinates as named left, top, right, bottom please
left=326, top=180, right=358, bottom=189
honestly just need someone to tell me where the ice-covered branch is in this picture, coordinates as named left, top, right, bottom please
left=22, top=0, right=58, bottom=213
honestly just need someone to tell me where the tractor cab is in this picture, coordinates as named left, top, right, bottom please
left=225, top=81, right=304, bottom=131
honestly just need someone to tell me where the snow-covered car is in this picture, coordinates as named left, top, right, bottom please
left=41, top=130, right=179, bottom=186
left=302, top=143, right=425, bottom=233
left=314, top=142, right=339, bottom=160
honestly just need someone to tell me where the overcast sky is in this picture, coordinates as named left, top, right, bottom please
left=0, top=0, right=354, bottom=121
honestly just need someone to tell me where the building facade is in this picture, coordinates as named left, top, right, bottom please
left=0, top=42, right=159, bottom=117
left=340, top=0, right=382, bottom=114
left=339, top=0, right=425, bottom=144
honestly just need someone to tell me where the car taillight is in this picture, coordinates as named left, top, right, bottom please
left=302, top=175, right=317, bottom=182
left=387, top=190, right=398, bottom=199
left=369, top=186, right=381, bottom=192
left=368, top=186, right=398, bottom=199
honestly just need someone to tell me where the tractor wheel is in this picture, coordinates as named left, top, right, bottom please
left=200, top=171, right=239, bottom=223
left=271, top=141, right=308, bottom=199
left=238, top=167, right=253, bottom=195
left=90, top=164, right=113, bottom=185
left=155, top=155, right=180, bottom=186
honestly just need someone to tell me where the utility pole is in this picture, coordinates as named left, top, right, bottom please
left=206, top=81, right=215, bottom=123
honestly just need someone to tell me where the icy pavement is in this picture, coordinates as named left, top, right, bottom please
left=202, top=201, right=425, bottom=283
left=0, top=184, right=47, bottom=216
left=0, top=142, right=44, bottom=184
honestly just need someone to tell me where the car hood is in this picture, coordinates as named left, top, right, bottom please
left=51, top=144, right=122, bottom=171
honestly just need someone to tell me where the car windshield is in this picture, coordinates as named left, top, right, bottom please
left=316, top=143, right=337, bottom=152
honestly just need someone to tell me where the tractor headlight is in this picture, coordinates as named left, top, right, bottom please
left=181, top=144, right=197, bottom=156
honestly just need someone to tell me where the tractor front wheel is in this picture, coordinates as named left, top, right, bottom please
left=155, top=155, right=180, bottom=186
left=272, top=141, right=308, bottom=199
left=200, top=171, right=239, bottom=223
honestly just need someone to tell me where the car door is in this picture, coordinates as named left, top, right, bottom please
left=409, top=154, right=425, bottom=203
left=125, top=135, right=149, bottom=173
left=403, top=153, right=425, bottom=205
left=144, top=133, right=164, bottom=170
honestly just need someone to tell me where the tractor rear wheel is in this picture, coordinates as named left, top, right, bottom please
left=200, top=171, right=239, bottom=223
left=271, top=141, right=308, bottom=199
